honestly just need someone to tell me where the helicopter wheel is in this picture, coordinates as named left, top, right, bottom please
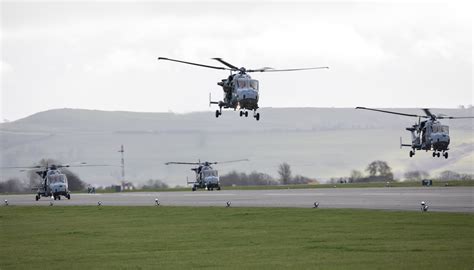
left=215, top=110, right=221, bottom=118
left=35, top=195, right=40, bottom=201
left=58, top=196, right=61, bottom=200
left=432, top=152, right=436, bottom=157
left=437, top=152, right=440, bottom=158
left=444, top=152, right=448, bottom=159
left=239, top=111, right=243, bottom=117
left=409, top=150, right=414, bottom=157
left=53, top=196, right=57, bottom=200
left=192, top=187, right=196, bottom=191
left=217, top=186, right=221, bottom=191
left=245, top=111, right=248, bottom=117
left=255, top=113, right=260, bottom=121
left=67, top=194, right=71, bottom=200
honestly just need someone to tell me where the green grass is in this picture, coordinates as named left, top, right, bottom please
left=0, top=207, right=472, bottom=269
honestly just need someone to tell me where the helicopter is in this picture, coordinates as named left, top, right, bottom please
left=165, top=159, right=248, bottom=191
left=1, top=162, right=112, bottom=200
left=356, top=107, right=474, bottom=159
left=157, top=57, right=328, bottom=121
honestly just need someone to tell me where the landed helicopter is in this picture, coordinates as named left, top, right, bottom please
left=165, top=159, right=248, bottom=191
left=1, top=163, right=111, bottom=200
left=157, top=57, right=328, bottom=121
left=356, top=107, right=474, bottom=159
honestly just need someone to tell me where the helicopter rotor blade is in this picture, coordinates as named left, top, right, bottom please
left=250, top=66, right=329, bottom=72
left=211, top=58, right=239, bottom=70
left=437, top=116, right=474, bottom=119
left=165, top=162, right=201, bottom=165
left=158, top=57, right=232, bottom=71
left=0, top=165, right=42, bottom=169
left=67, top=164, right=118, bottom=167
left=215, top=159, right=249, bottom=164
left=356, top=107, right=428, bottom=118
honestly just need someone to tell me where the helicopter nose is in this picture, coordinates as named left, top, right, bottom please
left=431, top=134, right=450, bottom=149
left=238, top=89, right=258, bottom=101
left=205, top=176, right=219, bottom=184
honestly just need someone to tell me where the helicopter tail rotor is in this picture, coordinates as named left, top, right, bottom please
left=209, top=93, right=219, bottom=107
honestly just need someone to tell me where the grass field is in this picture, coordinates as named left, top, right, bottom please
left=1, top=207, right=472, bottom=269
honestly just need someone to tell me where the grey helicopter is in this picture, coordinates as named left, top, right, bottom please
left=157, top=57, right=328, bottom=121
left=165, top=159, right=248, bottom=191
left=2, top=162, right=111, bottom=200
left=356, top=107, right=474, bottom=159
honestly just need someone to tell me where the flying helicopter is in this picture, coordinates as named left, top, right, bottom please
left=157, top=57, right=328, bottom=121
left=165, top=159, right=248, bottom=191
left=1, top=163, right=112, bottom=200
left=356, top=107, right=474, bottom=158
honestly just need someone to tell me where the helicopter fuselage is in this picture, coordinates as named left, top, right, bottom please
left=35, top=169, right=71, bottom=200
left=213, top=73, right=261, bottom=120
left=405, top=119, right=450, bottom=158
left=190, top=165, right=221, bottom=191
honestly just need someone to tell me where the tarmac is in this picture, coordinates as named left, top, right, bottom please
left=2, top=187, right=473, bottom=212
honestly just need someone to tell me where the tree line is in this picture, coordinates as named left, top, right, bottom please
left=219, top=162, right=318, bottom=186
left=329, top=160, right=473, bottom=183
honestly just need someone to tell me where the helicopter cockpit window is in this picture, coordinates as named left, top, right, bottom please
left=47, top=170, right=59, bottom=176
left=203, top=170, right=218, bottom=177
left=432, top=125, right=449, bottom=134
left=49, top=174, right=66, bottom=184
left=249, top=80, right=259, bottom=90
left=237, top=79, right=249, bottom=89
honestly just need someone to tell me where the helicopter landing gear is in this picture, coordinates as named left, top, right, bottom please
left=409, top=150, right=415, bottom=157
left=215, top=110, right=222, bottom=118
left=432, top=152, right=436, bottom=157
left=239, top=111, right=249, bottom=117
left=432, top=152, right=441, bottom=158
left=253, top=110, right=260, bottom=121
left=35, top=195, right=40, bottom=201
left=192, top=187, right=196, bottom=191
left=66, top=194, right=71, bottom=200
left=443, top=152, right=448, bottom=159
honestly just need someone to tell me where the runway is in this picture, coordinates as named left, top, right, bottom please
left=2, top=187, right=473, bottom=212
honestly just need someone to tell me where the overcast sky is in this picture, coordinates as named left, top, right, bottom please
left=1, top=1, right=472, bottom=121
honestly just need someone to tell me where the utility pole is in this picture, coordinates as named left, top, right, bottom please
left=118, top=145, right=125, bottom=183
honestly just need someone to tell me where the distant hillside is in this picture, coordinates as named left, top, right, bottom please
left=1, top=108, right=473, bottom=186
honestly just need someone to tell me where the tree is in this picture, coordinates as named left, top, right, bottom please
left=366, top=162, right=378, bottom=177
left=220, top=170, right=278, bottom=186
left=0, top=178, right=25, bottom=193
left=278, top=163, right=292, bottom=185
left=62, top=168, right=87, bottom=191
left=404, top=170, right=429, bottom=181
left=291, top=175, right=317, bottom=184
left=438, top=170, right=461, bottom=181
left=349, top=170, right=363, bottom=183
left=365, top=161, right=393, bottom=181
left=141, top=179, right=168, bottom=189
